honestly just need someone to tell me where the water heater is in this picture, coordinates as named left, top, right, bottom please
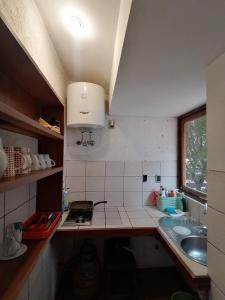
left=67, top=82, right=105, bottom=128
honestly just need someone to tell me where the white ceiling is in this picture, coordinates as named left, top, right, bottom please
left=35, top=0, right=120, bottom=93
left=110, top=0, right=225, bottom=117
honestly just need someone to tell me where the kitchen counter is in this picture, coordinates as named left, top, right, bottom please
left=57, top=206, right=208, bottom=280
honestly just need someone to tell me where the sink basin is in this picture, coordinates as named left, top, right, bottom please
left=180, top=236, right=207, bottom=266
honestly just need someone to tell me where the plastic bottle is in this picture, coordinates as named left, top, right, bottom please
left=181, top=192, right=187, bottom=212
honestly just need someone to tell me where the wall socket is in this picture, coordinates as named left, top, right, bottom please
left=155, top=175, right=161, bottom=183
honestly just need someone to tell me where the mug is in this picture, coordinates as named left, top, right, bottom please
left=14, top=146, right=30, bottom=175
left=44, top=154, right=56, bottom=168
left=31, top=154, right=41, bottom=171
left=3, top=146, right=27, bottom=177
left=38, top=154, right=47, bottom=170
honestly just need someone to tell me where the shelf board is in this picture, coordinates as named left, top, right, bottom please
left=0, top=167, right=63, bottom=192
left=0, top=219, right=60, bottom=300
left=0, top=101, right=64, bottom=140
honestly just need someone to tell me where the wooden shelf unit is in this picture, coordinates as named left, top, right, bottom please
left=0, top=167, right=63, bottom=193
left=0, top=16, right=65, bottom=300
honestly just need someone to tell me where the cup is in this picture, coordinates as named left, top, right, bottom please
left=14, top=146, right=30, bottom=175
left=44, top=154, right=56, bottom=168
left=3, top=146, right=28, bottom=177
left=31, top=154, right=41, bottom=171
left=38, top=154, right=47, bottom=169
left=0, top=138, right=8, bottom=178
left=2, top=222, right=22, bottom=257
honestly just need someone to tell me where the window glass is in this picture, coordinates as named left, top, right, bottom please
left=184, top=115, right=207, bottom=194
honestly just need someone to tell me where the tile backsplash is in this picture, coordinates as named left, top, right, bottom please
left=64, top=160, right=177, bottom=208
left=0, top=183, right=37, bottom=244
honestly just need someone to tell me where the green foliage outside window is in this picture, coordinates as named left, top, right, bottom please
left=184, top=116, right=207, bottom=194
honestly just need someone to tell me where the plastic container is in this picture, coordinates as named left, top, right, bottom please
left=171, top=291, right=198, bottom=300
left=22, top=212, right=61, bottom=240
left=157, top=196, right=182, bottom=212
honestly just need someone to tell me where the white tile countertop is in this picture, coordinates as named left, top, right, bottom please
left=57, top=206, right=208, bottom=278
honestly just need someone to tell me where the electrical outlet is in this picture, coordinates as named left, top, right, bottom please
left=155, top=175, right=161, bottom=183
left=143, top=174, right=148, bottom=182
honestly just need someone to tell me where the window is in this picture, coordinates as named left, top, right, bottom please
left=178, top=105, right=207, bottom=201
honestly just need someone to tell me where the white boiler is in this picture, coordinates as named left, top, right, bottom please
left=67, top=82, right=105, bottom=128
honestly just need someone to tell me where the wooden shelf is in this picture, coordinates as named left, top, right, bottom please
left=0, top=167, right=63, bottom=192
left=0, top=219, right=60, bottom=300
left=0, top=101, right=64, bottom=140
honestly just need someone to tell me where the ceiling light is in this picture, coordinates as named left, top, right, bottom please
left=62, top=7, right=91, bottom=38
left=69, top=16, right=86, bottom=36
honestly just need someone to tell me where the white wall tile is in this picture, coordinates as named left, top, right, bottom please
left=86, top=177, right=104, bottom=191
left=105, top=177, right=123, bottom=191
left=126, top=210, right=149, bottom=219
left=106, top=218, right=122, bottom=226
left=130, top=218, right=155, bottom=228
left=30, top=182, right=37, bottom=199
left=142, top=161, right=160, bottom=176
left=29, top=197, right=36, bottom=216
left=208, top=171, right=225, bottom=214
left=143, top=177, right=160, bottom=191
left=161, top=160, right=177, bottom=176
left=5, top=202, right=29, bottom=226
left=187, top=198, right=200, bottom=222
left=64, top=160, right=85, bottom=176
left=105, top=192, right=123, bottom=207
left=143, top=191, right=151, bottom=206
left=16, top=279, right=29, bottom=300
left=210, top=282, right=225, bottom=300
left=106, top=161, right=124, bottom=176
left=208, top=243, right=225, bottom=294
left=124, top=161, right=142, bottom=176
left=160, top=176, right=177, bottom=190
left=5, top=185, right=29, bottom=214
left=0, top=217, right=4, bottom=244
left=66, top=177, right=85, bottom=192
left=124, top=192, right=142, bottom=208
left=0, top=193, right=4, bottom=218
left=124, top=177, right=142, bottom=191
left=86, top=192, right=104, bottom=202
left=208, top=207, right=225, bottom=254
left=69, top=192, right=86, bottom=202
left=86, top=161, right=105, bottom=176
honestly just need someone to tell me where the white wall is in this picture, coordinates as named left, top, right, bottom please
left=0, top=0, right=68, bottom=104
left=65, top=116, right=177, bottom=161
left=109, top=0, right=132, bottom=103
left=207, top=53, right=225, bottom=300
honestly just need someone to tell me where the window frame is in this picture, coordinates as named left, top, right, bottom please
left=177, top=104, right=207, bottom=203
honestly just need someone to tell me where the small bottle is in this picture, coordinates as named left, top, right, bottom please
left=170, top=190, right=174, bottom=197
left=161, top=188, right=166, bottom=198
left=181, top=192, right=187, bottom=212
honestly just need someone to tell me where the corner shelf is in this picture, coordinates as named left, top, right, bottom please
left=0, top=102, right=64, bottom=140
left=0, top=167, right=63, bottom=192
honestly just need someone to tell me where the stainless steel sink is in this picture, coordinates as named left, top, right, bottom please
left=159, top=216, right=207, bottom=266
left=180, top=236, right=207, bottom=265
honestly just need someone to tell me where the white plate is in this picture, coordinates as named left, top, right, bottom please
left=0, top=243, right=27, bottom=260
left=173, top=226, right=191, bottom=235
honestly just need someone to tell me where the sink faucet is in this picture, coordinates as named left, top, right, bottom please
left=203, top=203, right=207, bottom=215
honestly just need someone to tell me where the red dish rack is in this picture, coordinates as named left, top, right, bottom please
left=22, top=212, right=61, bottom=240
